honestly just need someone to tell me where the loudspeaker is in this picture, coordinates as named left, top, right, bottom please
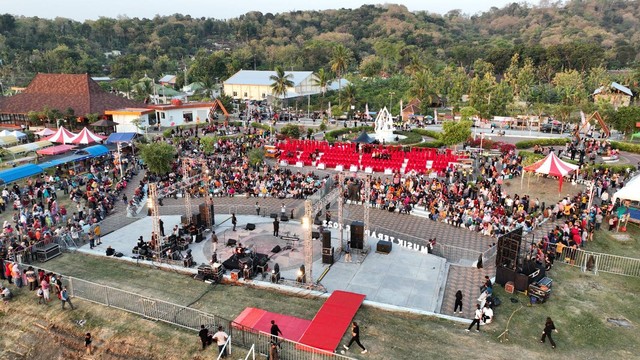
left=280, top=215, right=289, bottom=222
left=271, top=245, right=282, bottom=253
left=195, top=233, right=203, bottom=243
left=226, top=239, right=237, bottom=247
left=321, top=230, right=332, bottom=248
left=270, top=213, right=278, bottom=219
left=376, top=240, right=392, bottom=254
left=322, top=247, right=334, bottom=264
left=230, top=269, right=240, bottom=281
left=181, top=215, right=189, bottom=224
left=495, top=266, right=516, bottom=286
left=245, top=223, right=256, bottom=231
left=514, top=273, right=529, bottom=292
left=239, top=257, right=253, bottom=270
left=350, top=221, right=364, bottom=249
left=312, top=231, right=320, bottom=239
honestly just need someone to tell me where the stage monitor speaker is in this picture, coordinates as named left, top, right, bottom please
left=312, top=231, right=320, bottom=239
left=350, top=221, right=364, bottom=249
left=239, top=257, right=253, bottom=270
left=280, top=215, right=289, bottom=222
left=271, top=245, right=282, bottom=253
left=514, top=273, right=529, bottom=292
left=321, top=230, right=332, bottom=248
left=495, top=266, right=516, bottom=286
left=226, top=239, right=237, bottom=247
left=322, top=247, right=334, bottom=264
left=376, top=240, right=392, bottom=254
left=195, top=233, right=203, bottom=243
left=181, top=215, right=189, bottom=225
left=245, top=223, right=256, bottom=231
left=230, top=269, right=240, bottom=281
left=270, top=213, right=278, bottom=219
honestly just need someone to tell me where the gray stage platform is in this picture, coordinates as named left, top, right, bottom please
left=77, top=215, right=446, bottom=313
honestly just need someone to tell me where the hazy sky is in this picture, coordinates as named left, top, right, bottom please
left=1, top=0, right=516, bottom=21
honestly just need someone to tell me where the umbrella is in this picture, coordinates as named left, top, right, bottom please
left=91, top=119, right=119, bottom=127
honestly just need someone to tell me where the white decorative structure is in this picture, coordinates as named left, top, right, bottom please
left=374, top=106, right=396, bottom=143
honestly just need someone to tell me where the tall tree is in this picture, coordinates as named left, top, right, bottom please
left=139, top=142, right=176, bottom=175
left=270, top=66, right=294, bottom=109
left=313, top=68, right=332, bottom=109
left=330, top=44, right=353, bottom=106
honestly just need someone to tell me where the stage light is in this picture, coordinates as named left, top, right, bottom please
left=296, top=265, right=306, bottom=283
left=301, top=216, right=310, bottom=229
left=147, top=197, right=154, bottom=209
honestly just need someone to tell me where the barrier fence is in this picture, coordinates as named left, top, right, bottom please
left=558, top=246, right=640, bottom=277
left=63, top=276, right=354, bottom=359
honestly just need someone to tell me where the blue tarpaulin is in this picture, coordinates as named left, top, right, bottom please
left=0, top=164, right=44, bottom=185
left=38, top=155, right=84, bottom=170
left=105, top=132, right=137, bottom=144
left=74, top=145, right=109, bottom=160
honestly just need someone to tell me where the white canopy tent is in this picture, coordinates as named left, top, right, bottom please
left=613, top=175, right=640, bottom=203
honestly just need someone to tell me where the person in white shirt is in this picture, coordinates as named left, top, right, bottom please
left=481, top=304, right=493, bottom=325
left=212, top=326, right=229, bottom=358
left=466, top=304, right=483, bottom=332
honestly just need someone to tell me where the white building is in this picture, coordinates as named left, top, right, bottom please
left=147, top=101, right=216, bottom=127
left=223, top=70, right=349, bottom=101
left=104, top=108, right=154, bottom=134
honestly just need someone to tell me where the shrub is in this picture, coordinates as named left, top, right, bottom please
left=324, top=126, right=374, bottom=142
left=415, top=140, right=444, bottom=148
left=162, top=128, right=173, bottom=138
left=411, top=128, right=442, bottom=140
left=611, top=141, right=640, bottom=154
left=280, top=124, right=302, bottom=139
left=519, top=150, right=545, bottom=166
left=515, top=138, right=571, bottom=149
left=394, top=131, right=423, bottom=145
left=250, top=122, right=270, bottom=131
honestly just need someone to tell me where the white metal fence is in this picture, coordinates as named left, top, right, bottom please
left=65, top=277, right=354, bottom=359
left=558, top=246, right=640, bottom=277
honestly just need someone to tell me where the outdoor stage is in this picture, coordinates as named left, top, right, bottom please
left=77, top=214, right=447, bottom=313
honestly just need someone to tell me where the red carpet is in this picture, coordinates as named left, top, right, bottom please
left=232, top=307, right=312, bottom=343
left=298, top=290, right=366, bottom=352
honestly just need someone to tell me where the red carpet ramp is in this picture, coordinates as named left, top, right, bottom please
left=233, top=307, right=312, bottom=343
left=298, top=290, right=366, bottom=352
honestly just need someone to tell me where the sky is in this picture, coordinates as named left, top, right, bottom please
left=0, top=0, right=516, bottom=21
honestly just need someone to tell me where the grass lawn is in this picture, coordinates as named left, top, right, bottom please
left=32, top=252, right=640, bottom=360
left=586, top=224, right=640, bottom=258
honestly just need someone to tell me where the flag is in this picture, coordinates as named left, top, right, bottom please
left=580, top=110, right=587, bottom=125
left=327, top=102, right=332, bottom=119
left=365, top=103, right=372, bottom=120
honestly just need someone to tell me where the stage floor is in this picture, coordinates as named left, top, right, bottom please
left=78, top=214, right=446, bottom=313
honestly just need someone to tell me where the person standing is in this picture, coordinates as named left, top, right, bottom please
left=273, top=217, right=280, bottom=237
left=269, top=342, right=280, bottom=360
left=198, top=325, right=209, bottom=350
left=85, top=332, right=93, bottom=355
left=231, top=213, right=237, bottom=231
left=540, top=317, right=558, bottom=349
left=255, top=202, right=261, bottom=216
left=270, top=320, right=283, bottom=345
left=60, top=286, right=74, bottom=310
left=94, top=222, right=102, bottom=245
left=344, top=240, right=352, bottom=263
left=343, top=321, right=367, bottom=354
left=280, top=203, right=286, bottom=218
left=159, top=219, right=165, bottom=237
left=466, top=304, right=483, bottom=332
left=213, top=326, right=229, bottom=358
left=454, top=290, right=463, bottom=314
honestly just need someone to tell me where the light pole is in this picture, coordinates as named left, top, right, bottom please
left=389, top=92, right=395, bottom=112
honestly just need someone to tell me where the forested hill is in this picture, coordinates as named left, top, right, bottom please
left=0, top=0, right=639, bottom=85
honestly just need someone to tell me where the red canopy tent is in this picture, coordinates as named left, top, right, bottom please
left=522, top=152, right=579, bottom=192
left=45, top=126, right=77, bottom=144
left=70, top=127, right=106, bottom=145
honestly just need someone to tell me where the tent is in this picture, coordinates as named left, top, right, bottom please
left=45, top=126, right=77, bottom=144
left=0, top=164, right=44, bottom=185
left=34, top=128, right=56, bottom=137
left=0, top=130, right=14, bottom=137
left=11, top=130, right=27, bottom=139
left=0, top=136, right=18, bottom=147
left=522, top=152, right=579, bottom=192
left=352, top=130, right=375, bottom=144
left=105, top=132, right=137, bottom=144
left=70, top=127, right=106, bottom=145
left=36, top=144, right=77, bottom=156
left=613, top=175, right=640, bottom=203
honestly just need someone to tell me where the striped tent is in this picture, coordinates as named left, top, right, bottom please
left=523, top=151, right=579, bottom=192
left=45, top=126, right=77, bottom=144
left=70, top=127, right=106, bottom=145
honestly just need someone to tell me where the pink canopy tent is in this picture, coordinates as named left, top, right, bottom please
left=70, top=127, right=106, bottom=145
left=36, top=144, right=77, bottom=156
left=34, top=128, right=56, bottom=137
left=523, top=152, right=579, bottom=192
left=45, top=126, right=77, bottom=144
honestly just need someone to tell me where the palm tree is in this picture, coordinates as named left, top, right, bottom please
left=115, top=78, right=135, bottom=99
left=313, top=68, right=332, bottom=109
left=270, top=66, right=294, bottom=109
left=341, top=84, right=357, bottom=112
left=199, top=76, right=216, bottom=100
left=330, top=44, right=352, bottom=107
left=136, top=78, right=155, bottom=104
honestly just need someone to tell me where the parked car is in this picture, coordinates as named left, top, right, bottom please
left=540, top=123, right=563, bottom=133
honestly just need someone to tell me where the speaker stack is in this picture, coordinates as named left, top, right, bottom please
left=245, top=223, right=256, bottom=231
left=321, top=230, right=333, bottom=264
left=322, top=247, right=334, bottom=264
left=350, top=221, right=364, bottom=249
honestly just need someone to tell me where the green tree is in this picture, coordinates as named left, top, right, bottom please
left=441, top=120, right=472, bottom=147
left=270, top=66, right=294, bottom=109
left=330, top=44, right=353, bottom=106
left=612, top=106, right=640, bottom=136
left=279, top=124, right=301, bottom=139
left=341, top=83, right=357, bottom=112
left=553, top=69, right=586, bottom=106
left=139, top=142, right=176, bottom=175
left=248, top=147, right=265, bottom=166
left=313, top=68, right=332, bottom=109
